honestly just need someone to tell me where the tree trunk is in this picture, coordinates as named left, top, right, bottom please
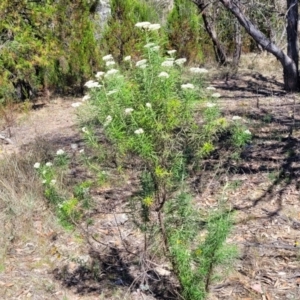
left=218, top=0, right=299, bottom=91
left=286, top=0, right=299, bottom=90
left=232, top=19, right=242, bottom=67
left=193, top=0, right=228, bottom=65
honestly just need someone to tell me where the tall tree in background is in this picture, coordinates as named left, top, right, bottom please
left=193, top=0, right=298, bottom=91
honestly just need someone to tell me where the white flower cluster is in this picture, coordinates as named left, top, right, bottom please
left=136, top=59, right=148, bottom=69
left=103, top=54, right=114, bottom=61
left=190, top=67, right=208, bottom=74
left=56, top=149, right=65, bottom=155
left=105, top=69, right=119, bottom=77
left=82, top=94, right=90, bottom=102
left=84, top=80, right=101, bottom=89
left=134, top=128, right=144, bottom=135
left=167, top=50, right=177, bottom=55
left=125, top=108, right=134, bottom=115
left=135, top=22, right=161, bottom=31
left=124, top=56, right=131, bottom=61
left=211, top=93, right=221, bottom=98
left=34, top=162, right=40, bottom=169
left=82, top=127, right=89, bottom=133
left=104, top=115, right=112, bottom=127
left=158, top=72, right=169, bottom=78
left=181, top=83, right=194, bottom=90
left=232, top=116, right=242, bottom=121
left=206, top=102, right=216, bottom=108
left=161, top=60, right=174, bottom=67
left=175, top=58, right=187, bottom=66
left=95, top=71, right=105, bottom=79
left=71, top=102, right=82, bottom=108
left=206, top=86, right=216, bottom=90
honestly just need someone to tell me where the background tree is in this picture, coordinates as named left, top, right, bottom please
left=192, top=0, right=298, bottom=91
left=0, top=0, right=100, bottom=102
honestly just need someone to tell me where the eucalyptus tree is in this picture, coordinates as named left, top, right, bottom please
left=192, top=0, right=299, bottom=91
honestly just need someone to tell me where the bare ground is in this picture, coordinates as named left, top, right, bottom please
left=1, top=54, right=300, bottom=299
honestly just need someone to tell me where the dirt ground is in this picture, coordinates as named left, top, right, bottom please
left=1, top=54, right=300, bottom=299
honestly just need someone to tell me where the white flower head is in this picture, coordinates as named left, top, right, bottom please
left=106, top=61, right=116, bottom=67
left=95, top=71, right=105, bottom=78
left=82, top=127, right=88, bottom=133
left=206, top=86, right=216, bottom=90
left=161, top=60, right=174, bottom=67
left=148, top=23, right=161, bottom=31
left=125, top=108, right=134, bottom=115
left=158, top=71, right=170, bottom=78
left=82, top=94, right=91, bottom=102
left=152, top=46, right=160, bottom=51
left=56, top=149, right=65, bottom=156
left=135, top=22, right=151, bottom=29
left=232, top=116, right=242, bottom=121
left=181, top=83, right=195, bottom=89
left=84, top=80, right=101, bottom=88
left=34, top=162, right=40, bottom=169
left=42, top=179, right=47, bottom=184
left=71, top=102, right=82, bottom=108
left=206, top=102, right=216, bottom=108
left=105, top=69, right=119, bottom=77
left=79, top=149, right=85, bottom=154
left=144, top=43, right=156, bottom=48
left=136, top=59, right=147, bottom=67
left=102, top=54, right=114, bottom=61
left=244, top=129, right=252, bottom=135
left=104, top=115, right=112, bottom=126
left=167, top=50, right=177, bottom=55
left=50, top=179, right=56, bottom=186
left=138, top=64, right=147, bottom=69
left=106, top=90, right=118, bottom=96
left=45, top=162, right=53, bottom=167
left=211, top=93, right=221, bottom=98
left=134, top=128, right=144, bottom=135
left=124, top=55, right=131, bottom=61
left=146, top=102, right=152, bottom=108
left=190, top=67, right=208, bottom=74
left=175, top=58, right=187, bottom=66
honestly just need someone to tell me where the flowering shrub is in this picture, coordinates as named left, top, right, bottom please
left=79, top=22, right=248, bottom=299
left=81, top=22, right=233, bottom=221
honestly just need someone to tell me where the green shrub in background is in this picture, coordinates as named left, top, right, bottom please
left=0, top=0, right=99, bottom=102
left=100, top=0, right=161, bottom=64
left=166, top=0, right=204, bottom=64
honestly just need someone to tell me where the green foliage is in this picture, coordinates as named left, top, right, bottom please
left=78, top=22, right=242, bottom=298
left=166, top=0, right=204, bottom=63
left=33, top=152, right=89, bottom=229
left=165, top=192, right=236, bottom=300
left=0, top=0, right=100, bottom=102
left=100, top=0, right=160, bottom=63
left=231, top=118, right=252, bottom=147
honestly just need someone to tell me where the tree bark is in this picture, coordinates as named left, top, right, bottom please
left=218, top=0, right=299, bottom=91
left=193, top=0, right=228, bottom=65
left=232, top=19, right=242, bottom=68
left=286, top=0, right=299, bottom=90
